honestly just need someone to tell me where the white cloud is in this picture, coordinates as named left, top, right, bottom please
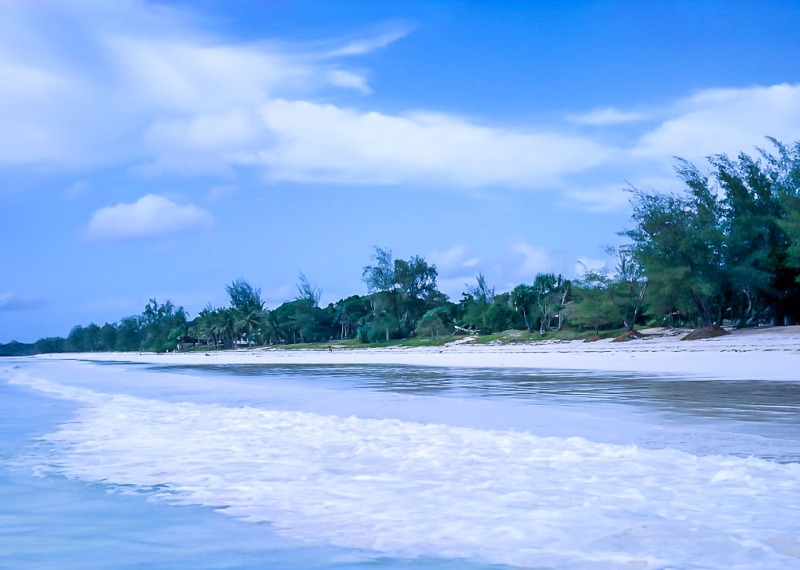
left=0, top=2, right=612, bottom=188
left=86, top=194, right=214, bottom=242
left=427, top=245, right=482, bottom=300
left=145, top=107, right=270, bottom=153
left=564, top=184, right=630, bottom=212
left=140, top=106, right=272, bottom=174
left=567, top=107, right=648, bottom=126
left=427, top=245, right=480, bottom=278
left=325, top=28, right=413, bottom=57
left=256, top=100, right=611, bottom=187
left=3, top=1, right=799, bottom=206
left=573, top=257, right=608, bottom=277
left=632, top=83, right=800, bottom=164
left=549, top=83, right=800, bottom=213
left=326, top=69, right=372, bottom=94
left=0, top=292, right=46, bottom=311
left=0, top=1, right=402, bottom=171
left=506, top=239, right=561, bottom=282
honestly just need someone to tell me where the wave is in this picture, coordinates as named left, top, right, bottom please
left=10, top=369, right=800, bottom=569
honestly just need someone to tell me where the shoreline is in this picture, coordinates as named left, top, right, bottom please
left=33, top=326, right=800, bottom=382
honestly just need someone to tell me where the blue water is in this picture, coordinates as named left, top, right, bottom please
left=2, top=358, right=799, bottom=569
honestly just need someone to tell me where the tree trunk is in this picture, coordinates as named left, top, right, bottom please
left=690, top=289, right=713, bottom=327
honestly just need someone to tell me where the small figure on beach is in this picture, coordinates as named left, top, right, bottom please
left=328, top=345, right=333, bottom=352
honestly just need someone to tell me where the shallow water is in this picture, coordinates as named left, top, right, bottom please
left=2, top=358, right=799, bottom=569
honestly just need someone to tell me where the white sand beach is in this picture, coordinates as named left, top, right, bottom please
left=14, top=327, right=800, bottom=569
left=42, top=326, right=800, bottom=381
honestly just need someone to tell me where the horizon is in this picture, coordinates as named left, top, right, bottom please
left=3, top=0, right=800, bottom=343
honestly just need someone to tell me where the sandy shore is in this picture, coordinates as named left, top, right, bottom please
left=37, top=326, right=800, bottom=382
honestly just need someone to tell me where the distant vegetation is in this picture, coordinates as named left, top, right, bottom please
left=3, top=138, right=799, bottom=356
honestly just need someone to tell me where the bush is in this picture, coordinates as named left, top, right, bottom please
left=415, top=307, right=453, bottom=338
left=366, top=324, right=402, bottom=343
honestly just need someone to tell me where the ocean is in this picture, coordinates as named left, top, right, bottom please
left=2, top=357, right=799, bottom=569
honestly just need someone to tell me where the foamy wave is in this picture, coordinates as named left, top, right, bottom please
left=18, top=373, right=799, bottom=570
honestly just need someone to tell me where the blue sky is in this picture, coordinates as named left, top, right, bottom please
left=2, top=0, right=800, bottom=342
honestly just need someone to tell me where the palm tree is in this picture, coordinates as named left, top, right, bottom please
left=236, top=307, right=264, bottom=346
left=259, top=309, right=285, bottom=345
left=211, top=308, right=236, bottom=349
left=190, top=307, right=216, bottom=347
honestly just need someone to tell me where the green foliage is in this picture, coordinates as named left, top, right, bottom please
left=140, top=299, right=188, bottom=352
left=235, top=307, right=263, bottom=344
left=510, top=284, right=536, bottom=332
left=366, top=322, right=402, bottom=343
left=530, top=273, right=571, bottom=334
left=226, top=278, right=264, bottom=314
left=115, top=317, right=141, bottom=351
left=563, top=269, right=620, bottom=333
left=781, top=194, right=800, bottom=277
left=607, top=248, right=647, bottom=331
left=16, top=143, right=800, bottom=355
left=625, top=138, right=800, bottom=327
left=0, top=337, right=67, bottom=356
left=34, top=337, right=67, bottom=354
left=467, top=273, right=495, bottom=305
left=626, top=163, right=727, bottom=327
left=457, top=273, right=569, bottom=335
left=481, top=292, right=515, bottom=333
left=296, top=272, right=321, bottom=306
left=362, top=247, right=444, bottom=337
left=415, top=306, right=454, bottom=338
left=333, top=295, right=372, bottom=340
left=457, top=273, right=495, bottom=331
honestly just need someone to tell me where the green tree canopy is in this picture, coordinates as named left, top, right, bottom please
left=362, top=247, right=443, bottom=339
left=625, top=138, right=800, bottom=326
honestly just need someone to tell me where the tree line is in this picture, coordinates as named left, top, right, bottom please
left=3, top=138, right=799, bottom=356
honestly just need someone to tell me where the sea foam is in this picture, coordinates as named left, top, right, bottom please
left=12, top=369, right=800, bottom=570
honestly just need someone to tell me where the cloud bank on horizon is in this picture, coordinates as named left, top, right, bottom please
left=2, top=0, right=799, bottom=341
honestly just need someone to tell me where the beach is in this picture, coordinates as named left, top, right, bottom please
left=42, top=325, right=800, bottom=381
left=5, top=325, right=799, bottom=569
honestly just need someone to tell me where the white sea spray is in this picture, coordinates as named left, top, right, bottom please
left=12, top=368, right=800, bottom=569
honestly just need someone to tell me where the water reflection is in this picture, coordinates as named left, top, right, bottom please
left=151, top=363, right=800, bottom=428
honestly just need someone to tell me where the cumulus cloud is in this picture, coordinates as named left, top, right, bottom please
left=0, top=292, right=46, bottom=311
left=632, top=83, right=800, bottom=164
left=2, top=1, right=799, bottom=207
left=0, top=1, right=610, bottom=189
left=86, top=194, right=214, bottom=242
left=256, top=100, right=611, bottom=187
left=562, top=84, right=800, bottom=211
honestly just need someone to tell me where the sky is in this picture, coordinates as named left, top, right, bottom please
left=2, top=0, right=800, bottom=343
